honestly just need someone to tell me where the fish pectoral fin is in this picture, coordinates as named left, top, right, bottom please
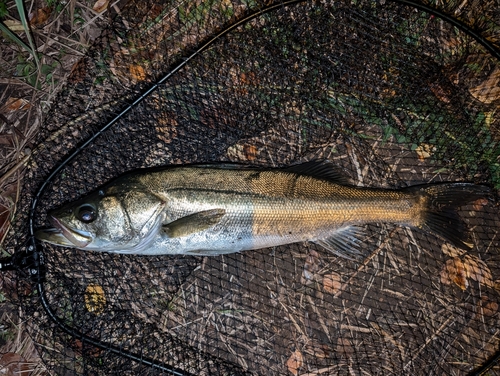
left=314, top=226, right=366, bottom=260
left=163, top=208, right=226, bottom=238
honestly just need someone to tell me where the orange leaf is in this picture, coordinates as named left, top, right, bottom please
left=286, top=350, right=303, bottom=376
left=93, top=0, right=109, bottom=13
left=129, top=64, right=147, bottom=81
left=440, top=257, right=468, bottom=290
left=4, top=97, right=30, bottom=112
left=323, top=273, right=342, bottom=294
left=472, top=197, right=489, bottom=211
left=29, top=7, right=51, bottom=27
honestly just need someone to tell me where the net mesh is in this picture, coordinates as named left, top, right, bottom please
left=3, top=0, right=500, bottom=374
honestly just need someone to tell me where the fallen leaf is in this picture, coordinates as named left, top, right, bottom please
left=0, top=353, right=30, bottom=376
left=441, top=243, right=466, bottom=258
left=3, top=20, right=24, bottom=32
left=29, top=7, right=51, bottom=27
left=323, top=273, right=342, bottom=294
left=85, top=284, right=106, bottom=314
left=286, top=350, right=303, bottom=375
left=129, top=64, right=147, bottom=81
left=4, top=97, right=31, bottom=112
left=463, top=255, right=494, bottom=288
left=93, top=0, right=109, bottom=12
left=469, top=67, right=500, bottom=104
left=472, top=197, right=489, bottom=211
left=415, top=143, right=433, bottom=161
left=440, top=257, right=468, bottom=290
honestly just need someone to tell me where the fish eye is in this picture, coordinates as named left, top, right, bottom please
left=77, top=205, right=97, bottom=223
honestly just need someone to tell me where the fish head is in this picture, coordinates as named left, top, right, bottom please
left=36, top=189, right=165, bottom=252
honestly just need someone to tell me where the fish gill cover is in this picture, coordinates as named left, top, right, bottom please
left=2, top=0, right=500, bottom=374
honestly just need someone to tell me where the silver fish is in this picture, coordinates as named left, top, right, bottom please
left=35, top=161, right=489, bottom=257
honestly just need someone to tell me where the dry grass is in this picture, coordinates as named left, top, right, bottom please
left=0, top=0, right=112, bottom=373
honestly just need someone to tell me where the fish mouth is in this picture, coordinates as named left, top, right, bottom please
left=35, top=216, right=92, bottom=248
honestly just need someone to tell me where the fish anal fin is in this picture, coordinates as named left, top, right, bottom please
left=314, top=226, right=366, bottom=260
left=163, top=209, right=226, bottom=238
left=285, top=160, right=350, bottom=185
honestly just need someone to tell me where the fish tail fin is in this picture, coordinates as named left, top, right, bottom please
left=405, top=183, right=490, bottom=249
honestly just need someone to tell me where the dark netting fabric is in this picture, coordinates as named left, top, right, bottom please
left=3, top=0, right=500, bottom=374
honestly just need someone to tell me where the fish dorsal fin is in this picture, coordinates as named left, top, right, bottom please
left=314, top=225, right=366, bottom=260
left=285, top=160, right=349, bottom=185
left=163, top=209, right=226, bottom=238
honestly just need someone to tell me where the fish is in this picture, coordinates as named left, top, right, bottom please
left=35, top=161, right=490, bottom=258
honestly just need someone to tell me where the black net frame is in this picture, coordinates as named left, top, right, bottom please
left=2, top=0, right=500, bottom=375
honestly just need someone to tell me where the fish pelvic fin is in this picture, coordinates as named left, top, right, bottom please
left=314, top=225, right=366, bottom=260
left=405, top=183, right=490, bottom=249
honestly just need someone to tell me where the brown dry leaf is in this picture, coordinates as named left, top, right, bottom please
left=415, top=143, right=433, bottom=161
left=93, top=0, right=109, bottom=13
left=29, top=7, right=51, bottom=27
left=85, top=284, right=106, bottom=314
left=129, top=64, right=147, bottom=81
left=463, top=255, right=494, bottom=288
left=440, top=257, right=468, bottom=290
left=441, top=243, right=466, bottom=258
left=0, top=352, right=30, bottom=376
left=472, top=197, right=489, bottom=211
left=469, top=67, right=500, bottom=104
left=286, top=350, right=303, bottom=375
left=323, top=273, right=342, bottom=294
left=4, top=97, right=31, bottom=112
